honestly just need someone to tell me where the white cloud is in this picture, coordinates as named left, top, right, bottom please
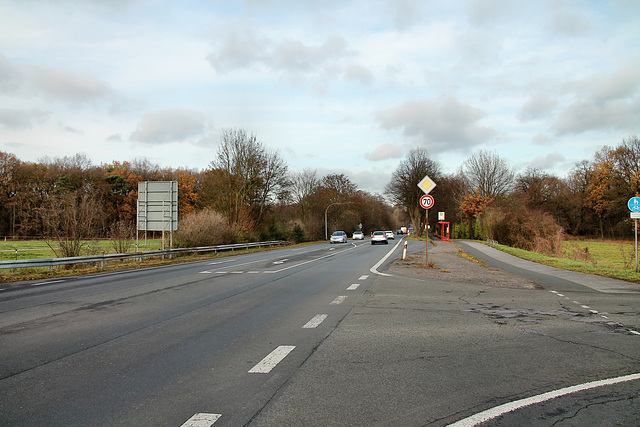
left=529, top=152, right=566, bottom=170
left=130, top=109, right=207, bottom=145
left=365, top=143, right=403, bottom=161
left=375, top=95, right=496, bottom=153
left=0, top=108, right=50, bottom=129
left=518, top=94, right=557, bottom=121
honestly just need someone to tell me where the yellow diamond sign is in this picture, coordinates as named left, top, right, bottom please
left=417, top=175, right=436, bottom=195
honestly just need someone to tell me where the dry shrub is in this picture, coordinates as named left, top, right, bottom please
left=480, top=207, right=564, bottom=256
left=174, top=209, right=235, bottom=248
left=109, top=220, right=135, bottom=254
left=568, top=245, right=595, bottom=264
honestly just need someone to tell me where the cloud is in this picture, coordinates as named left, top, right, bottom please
left=130, top=108, right=206, bottom=144
left=529, top=152, right=566, bottom=170
left=0, top=52, right=129, bottom=110
left=552, top=64, right=640, bottom=134
left=375, top=95, right=496, bottom=153
left=206, top=32, right=369, bottom=89
left=28, top=66, right=117, bottom=107
left=0, top=108, right=50, bottom=129
left=552, top=98, right=640, bottom=135
left=518, top=94, right=557, bottom=121
left=547, top=7, right=591, bottom=36
left=365, top=143, right=403, bottom=161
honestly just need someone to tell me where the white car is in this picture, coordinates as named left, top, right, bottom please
left=371, top=231, right=388, bottom=245
left=330, top=231, right=348, bottom=244
left=385, top=231, right=395, bottom=240
left=352, top=231, right=364, bottom=240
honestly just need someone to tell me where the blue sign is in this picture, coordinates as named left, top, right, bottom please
left=628, top=197, right=640, bottom=212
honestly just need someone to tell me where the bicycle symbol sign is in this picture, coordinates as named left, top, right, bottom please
left=628, top=197, right=640, bottom=212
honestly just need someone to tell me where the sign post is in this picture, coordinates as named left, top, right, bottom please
left=629, top=197, right=640, bottom=272
left=418, top=175, right=437, bottom=267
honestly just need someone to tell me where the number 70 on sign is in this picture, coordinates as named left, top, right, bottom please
left=420, top=194, right=434, bottom=209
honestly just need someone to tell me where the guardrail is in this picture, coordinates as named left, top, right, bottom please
left=0, top=240, right=289, bottom=272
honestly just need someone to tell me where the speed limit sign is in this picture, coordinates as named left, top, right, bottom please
left=420, top=194, right=434, bottom=209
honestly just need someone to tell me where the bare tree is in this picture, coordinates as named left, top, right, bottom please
left=385, top=148, right=442, bottom=236
left=290, top=168, right=319, bottom=226
left=208, top=129, right=289, bottom=227
left=461, top=150, right=514, bottom=198
left=42, top=191, right=106, bottom=259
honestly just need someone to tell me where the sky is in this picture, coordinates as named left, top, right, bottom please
left=1, top=0, right=639, bottom=195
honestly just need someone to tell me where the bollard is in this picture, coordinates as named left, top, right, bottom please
left=402, top=241, right=407, bottom=260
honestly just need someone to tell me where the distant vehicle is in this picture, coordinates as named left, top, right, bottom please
left=330, top=231, right=348, bottom=244
left=385, top=230, right=395, bottom=240
left=371, top=231, right=388, bottom=245
left=352, top=231, right=364, bottom=240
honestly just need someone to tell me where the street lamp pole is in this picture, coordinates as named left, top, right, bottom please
left=325, top=202, right=344, bottom=240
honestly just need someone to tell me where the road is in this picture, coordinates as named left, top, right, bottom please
left=0, top=238, right=638, bottom=426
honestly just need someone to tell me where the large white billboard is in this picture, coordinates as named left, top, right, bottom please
left=137, top=181, right=178, bottom=232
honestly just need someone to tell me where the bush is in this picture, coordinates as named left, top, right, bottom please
left=174, top=209, right=235, bottom=248
left=480, top=207, right=564, bottom=256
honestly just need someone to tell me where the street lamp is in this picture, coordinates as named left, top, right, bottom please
left=325, top=202, right=347, bottom=240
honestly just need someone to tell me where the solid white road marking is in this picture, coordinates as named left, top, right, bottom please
left=248, top=346, right=296, bottom=374
left=181, top=413, right=222, bottom=427
left=347, top=284, right=360, bottom=291
left=370, top=238, right=404, bottom=276
left=358, top=275, right=369, bottom=280
left=303, top=314, right=328, bottom=328
left=330, top=296, right=348, bottom=305
left=447, top=373, right=640, bottom=427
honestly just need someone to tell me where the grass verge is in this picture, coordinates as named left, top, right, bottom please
left=487, top=242, right=640, bottom=284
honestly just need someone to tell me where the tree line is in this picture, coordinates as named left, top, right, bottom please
left=1, top=131, right=638, bottom=256
left=0, top=129, right=396, bottom=254
left=387, top=135, right=640, bottom=255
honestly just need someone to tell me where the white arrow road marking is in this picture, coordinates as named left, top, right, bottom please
left=330, top=296, right=348, bottom=305
left=303, top=314, right=328, bottom=328
left=248, top=346, right=296, bottom=374
left=181, top=413, right=221, bottom=427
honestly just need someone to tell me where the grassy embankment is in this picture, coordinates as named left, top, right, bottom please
left=492, top=239, right=640, bottom=283
left=408, top=234, right=640, bottom=283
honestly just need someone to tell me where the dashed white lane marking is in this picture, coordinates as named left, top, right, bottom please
left=347, top=283, right=360, bottom=291
left=447, top=373, right=640, bottom=427
left=557, top=293, right=565, bottom=297
left=358, top=275, right=369, bottom=280
left=181, top=413, right=222, bottom=427
left=31, top=280, right=64, bottom=286
left=303, top=314, right=329, bottom=328
left=581, top=305, right=590, bottom=309
left=248, top=345, right=296, bottom=374
left=631, top=331, right=640, bottom=335
left=330, top=296, right=348, bottom=305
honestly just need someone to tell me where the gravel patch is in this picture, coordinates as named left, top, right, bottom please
left=389, top=240, right=541, bottom=289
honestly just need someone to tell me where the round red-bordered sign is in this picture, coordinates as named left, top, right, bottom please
left=420, top=194, right=434, bottom=209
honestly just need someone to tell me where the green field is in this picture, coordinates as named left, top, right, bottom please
left=492, top=239, right=640, bottom=283
left=0, top=239, right=164, bottom=261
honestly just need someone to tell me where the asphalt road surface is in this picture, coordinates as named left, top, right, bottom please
left=0, top=238, right=638, bottom=426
